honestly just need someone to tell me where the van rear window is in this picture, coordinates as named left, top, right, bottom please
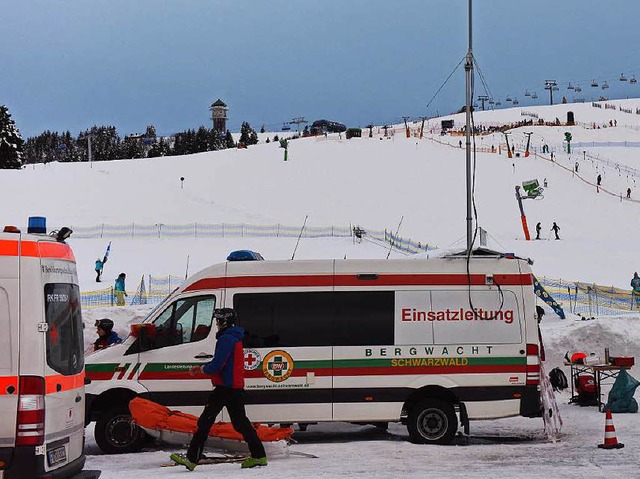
left=45, top=284, right=84, bottom=375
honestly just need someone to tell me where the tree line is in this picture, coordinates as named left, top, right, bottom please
left=0, top=103, right=261, bottom=169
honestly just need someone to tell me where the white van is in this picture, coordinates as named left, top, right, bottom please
left=0, top=222, right=86, bottom=478
left=85, top=251, right=542, bottom=452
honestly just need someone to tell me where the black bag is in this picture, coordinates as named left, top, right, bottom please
left=549, top=367, right=568, bottom=391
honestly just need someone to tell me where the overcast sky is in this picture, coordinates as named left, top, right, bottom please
left=3, top=0, right=640, bottom=137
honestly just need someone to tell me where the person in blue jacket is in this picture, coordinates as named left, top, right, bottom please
left=170, top=308, right=266, bottom=471
left=93, top=318, right=122, bottom=351
left=114, top=272, right=127, bottom=306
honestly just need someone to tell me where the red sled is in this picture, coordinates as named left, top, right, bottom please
left=129, top=397, right=293, bottom=453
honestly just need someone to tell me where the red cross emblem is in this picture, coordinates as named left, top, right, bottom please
left=243, top=349, right=261, bottom=371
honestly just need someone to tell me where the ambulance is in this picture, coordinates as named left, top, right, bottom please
left=85, top=250, right=542, bottom=452
left=0, top=218, right=87, bottom=478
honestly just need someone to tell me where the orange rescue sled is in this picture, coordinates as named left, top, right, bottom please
left=129, top=397, right=293, bottom=450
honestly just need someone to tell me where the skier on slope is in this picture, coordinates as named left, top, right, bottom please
left=551, top=222, right=561, bottom=240
left=535, top=222, right=542, bottom=240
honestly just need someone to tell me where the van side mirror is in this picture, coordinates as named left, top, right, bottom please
left=130, top=323, right=156, bottom=338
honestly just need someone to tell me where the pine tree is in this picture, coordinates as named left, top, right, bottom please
left=239, top=121, right=259, bottom=146
left=225, top=130, right=235, bottom=149
left=0, top=105, right=24, bottom=169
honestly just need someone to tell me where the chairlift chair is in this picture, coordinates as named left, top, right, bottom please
left=506, top=95, right=513, bottom=102
left=512, top=98, right=519, bottom=105
left=620, top=73, right=628, bottom=82
left=567, top=83, right=575, bottom=90
left=495, top=101, right=502, bottom=106
left=524, top=90, right=531, bottom=97
left=282, top=123, right=291, bottom=131
left=591, top=80, right=599, bottom=88
left=602, top=81, right=609, bottom=90
left=531, top=92, right=538, bottom=99
left=575, top=85, right=582, bottom=93
left=631, top=76, right=638, bottom=85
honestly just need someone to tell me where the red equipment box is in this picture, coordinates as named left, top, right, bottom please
left=610, top=356, right=634, bottom=367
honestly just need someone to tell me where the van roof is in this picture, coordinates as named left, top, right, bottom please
left=178, top=256, right=532, bottom=295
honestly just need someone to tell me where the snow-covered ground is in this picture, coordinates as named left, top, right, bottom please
left=6, top=99, right=640, bottom=477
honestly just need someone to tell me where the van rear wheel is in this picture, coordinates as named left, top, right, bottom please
left=407, top=399, right=457, bottom=445
left=94, top=407, right=146, bottom=454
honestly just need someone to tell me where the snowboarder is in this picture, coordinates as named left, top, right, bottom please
left=597, top=173, right=602, bottom=192
left=551, top=222, right=561, bottom=240
left=535, top=222, right=542, bottom=240
left=93, top=318, right=122, bottom=351
left=95, top=258, right=104, bottom=282
left=169, top=308, right=267, bottom=471
left=114, top=273, right=127, bottom=306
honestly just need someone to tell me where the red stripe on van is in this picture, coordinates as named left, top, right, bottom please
left=0, top=376, right=18, bottom=394
left=45, top=372, right=85, bottom=395
left=0, top=240, right=75, bottom=261
left=184, top=273, right=532, bottom=292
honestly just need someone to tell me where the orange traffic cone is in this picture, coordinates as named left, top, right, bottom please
left=598, top=409, right=624, bottom=449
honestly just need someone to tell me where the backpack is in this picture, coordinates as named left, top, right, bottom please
left=549, top=367, right=568, bottom=391
left=573, top=373, right=599, bottom=406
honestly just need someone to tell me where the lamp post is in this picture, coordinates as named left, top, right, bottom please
left=464, top=0, right=474, bottom=253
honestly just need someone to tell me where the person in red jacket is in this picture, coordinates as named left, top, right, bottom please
left=170, top=308, right=266, bottom=471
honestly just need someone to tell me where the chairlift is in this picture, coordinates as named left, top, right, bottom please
left=505, top=95, right=513, bottom=102
left=575, top=85, right=582, bottom=93
left=620, top=73, right=628, bottom=82
left=512, top=98, right=519, bottom=105
left=524, top=90, right=531, bottom=97
left=567, top=83, right=575, bottom=90
left=488, top=98, right=495, bottom=105
left=495, top=101, right=502, bottom=106
left=631, top=76, right=638, bottom=85
left=281, top=123, right=291, bottom=131
left=552, top=86, right=559, bottom=91
left=591, top=79, right=599, bottom=88
left=602, top=81, right=609, bottom=90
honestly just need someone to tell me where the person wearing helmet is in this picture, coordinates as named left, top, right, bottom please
left=93, top=318, right=122, bottom=351
left=170, top=308, right=266, bottom=471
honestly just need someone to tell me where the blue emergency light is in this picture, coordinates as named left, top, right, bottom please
left=27, top=216, right=47, bottom=234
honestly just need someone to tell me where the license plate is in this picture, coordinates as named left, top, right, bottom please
left=47, top=446, right=67, bottom=467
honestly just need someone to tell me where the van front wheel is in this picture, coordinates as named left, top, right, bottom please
left=94, top=407, right=146, bottom=454
left=407, top=399, right=457, bottom=445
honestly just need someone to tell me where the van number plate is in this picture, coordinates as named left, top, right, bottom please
left=47, top=446, right=67, bottom=467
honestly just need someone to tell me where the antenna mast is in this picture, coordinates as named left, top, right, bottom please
left=465, top=0, right=474, bottom=254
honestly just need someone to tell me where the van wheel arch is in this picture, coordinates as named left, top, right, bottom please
left=89, top=388, right=138, bottom=422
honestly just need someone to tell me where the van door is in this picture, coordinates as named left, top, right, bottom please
left=233, top=291, right=334, bottom=423
left=42, top=282, right=85, bottom=474
left=0, top=285, right=18, bottom=456
left=135, top=293, right=219, bottom=415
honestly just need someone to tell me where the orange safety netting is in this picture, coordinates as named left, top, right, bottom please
left=129, top=397, right=293, bottom=442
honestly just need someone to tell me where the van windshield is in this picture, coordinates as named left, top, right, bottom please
left=45, top=284, right=84, bottom=375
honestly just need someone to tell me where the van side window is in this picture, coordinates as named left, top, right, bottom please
left=333, top=291, right=394, bottom=346
left=133, top=295, right=216, bottom=353
left=233, top=291, right=393, bottom=347
left=44, top=284, right=84, bottom=375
